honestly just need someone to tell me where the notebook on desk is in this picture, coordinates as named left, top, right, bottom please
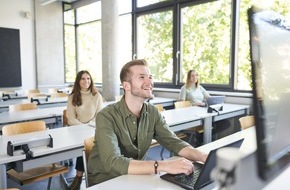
left=160, top=138, right=244, bottom=190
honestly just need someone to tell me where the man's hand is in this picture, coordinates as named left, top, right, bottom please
left=160, top=157, right=194, bottom=175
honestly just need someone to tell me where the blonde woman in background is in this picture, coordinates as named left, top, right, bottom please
left=179, top=69, right=210, bottom=107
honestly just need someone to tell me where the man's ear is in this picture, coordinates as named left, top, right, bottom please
left=122, top=81, right=131, bottom=91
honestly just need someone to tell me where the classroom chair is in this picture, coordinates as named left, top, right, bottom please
left=48, top=88, right=58, bottom=94
left=1, top=120, right=69, bottom=190
left=9, top=103, right=38, bottom=112
left=115, top=95, right=123, bottom=101
left=82, top=136, right=94, bottom=188
left=50, top=92, right=68, bottom=98
left=24, top=89, right=40, bottom=95
left=239, top=115, right=255, bottom=130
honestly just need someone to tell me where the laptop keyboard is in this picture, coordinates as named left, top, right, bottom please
left=174, top=163, right=203, bottom=187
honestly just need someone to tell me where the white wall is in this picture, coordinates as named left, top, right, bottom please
left=0, top=0, right=36, bottom=91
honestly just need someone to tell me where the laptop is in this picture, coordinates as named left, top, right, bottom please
left=206, top=96, right=225, bottom=107
left=206, top=96, right=225, bottom=113
left=160, top=138, right=244, bottom=190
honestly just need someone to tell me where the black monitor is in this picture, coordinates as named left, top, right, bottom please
left=248, top=6, right=290, bottom=181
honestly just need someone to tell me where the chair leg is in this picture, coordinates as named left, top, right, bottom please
left=47, top=177, right=52, bottom=190
left=160, top=147, right=165, bottom=160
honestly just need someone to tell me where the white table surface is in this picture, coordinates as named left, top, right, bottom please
left=161, top=103, right=250, bottom=143
left=0, top=124, right=95, bottom=164
left=0, top=106, right=66, bottom=128
left=0, top=124, right=95, bottom=188
left=0, top=97, right=67, bottom=112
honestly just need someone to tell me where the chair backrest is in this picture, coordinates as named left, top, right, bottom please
left=174, top=101, right=191, bottom=109
left=115, top=95, right=123, bottom=101
left=25, top=89, right=40, bottom=95
left=48, top=88, right=58, bottom=94
left=27, top=93, right=48, bottom=101
left=83, top=136, right=94, bottom=188
left=63, top=109, right=68, bottom=127
left=2, top=120, right=46, bottom=136
left=155, top=104, right=164, bottom=112
left=50, top=92, right=68, bottom=98
left=9, top=103, right=38, bottom=112
left=239, top=115, right=255, bottom=130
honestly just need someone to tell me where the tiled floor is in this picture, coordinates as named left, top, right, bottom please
left=6, top=145, right=171, bottom=190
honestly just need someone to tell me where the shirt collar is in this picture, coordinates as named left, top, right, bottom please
left=118, top=96, right=149, bottom=118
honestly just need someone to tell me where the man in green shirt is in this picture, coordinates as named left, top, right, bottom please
left=88, top=59, right=208, bottom=186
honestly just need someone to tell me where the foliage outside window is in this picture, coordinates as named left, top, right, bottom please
left=180, top=0, right=231, bottom=86
left=137, top=10, right=173, bottom=83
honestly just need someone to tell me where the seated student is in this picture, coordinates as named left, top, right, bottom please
left=179, top=69, right=210, bottom=106
left=87, top=59, right=208, bottom=186
left=67, top=70, right=103, bottom=190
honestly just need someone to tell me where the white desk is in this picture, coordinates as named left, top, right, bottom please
left=0, top=124, right=95, bottom=188
left=161, top=103, right=250, bottom=144
left=0, top=97, right=67, bottom=112
left=86, top=127, right=256, bottom=190
left=0, top=106, right=66, bottom=130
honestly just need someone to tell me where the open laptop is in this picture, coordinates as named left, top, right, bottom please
left=206, top=96, right=225, bottom=113
left=206, top=96, right=225, bottom=106
left=160, top=138, right=244, bottom=190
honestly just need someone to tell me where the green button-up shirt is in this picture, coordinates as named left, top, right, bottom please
left=88, top=97, right=189, bottom=186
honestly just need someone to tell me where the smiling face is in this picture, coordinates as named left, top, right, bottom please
left=79, top=73, right=91, bottom=91
left=189, top=70, right=198, bottom=84
left=123, top=65, right=154, bottom=100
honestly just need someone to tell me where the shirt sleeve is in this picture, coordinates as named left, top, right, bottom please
left=153, top=110, right=189, bottom=154
left=88, top=92, right=103, bottom=123
left=95, top=112, right=131, bottom=175
left=179, top=85, right=187, bottom=101
left=66, top=95, right=83, bottom=126
left=200, top=85, right=210, bottom=99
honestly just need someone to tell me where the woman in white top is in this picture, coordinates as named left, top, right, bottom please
left=179, top=70, right=210, bottom=106
left=67, top=70, right=103, bottom=190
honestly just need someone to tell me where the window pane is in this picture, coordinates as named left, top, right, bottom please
left=119, top=14, right=132, bottom=68
left=77, top=2, right=101, bottom=24
left=77, top=22, right=102, bottom=83
left=118, top=0, right=132, bottom=14
left=137, top=10, right=173, bottom=83
left=64, top=9, right=74, bottom=25
left=237, top=0, right=290, bottom=90
left=64, top=25, right=76, bottom=83
left=180, top=0, right=232, bottom=85
left=137, top=0, right=170, bottom=7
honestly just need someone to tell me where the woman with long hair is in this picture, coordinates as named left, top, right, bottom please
left=67, top=70, right=103, bottom=190
left=179, top=70, right=210, bottom=106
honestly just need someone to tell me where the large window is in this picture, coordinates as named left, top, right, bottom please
left=180, top=0, right=231, bottom=87
left=64, top=0, right=289, bottom=92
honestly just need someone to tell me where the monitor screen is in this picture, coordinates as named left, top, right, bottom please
left=248, top=6, right=290, bottom=180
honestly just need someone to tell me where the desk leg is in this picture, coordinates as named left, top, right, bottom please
left=203, top=116, right=212, bottom=144
left=0, top=164, right=7, bottom=188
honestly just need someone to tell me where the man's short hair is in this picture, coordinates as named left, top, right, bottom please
left=120, top=59, right=148, bottom=83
